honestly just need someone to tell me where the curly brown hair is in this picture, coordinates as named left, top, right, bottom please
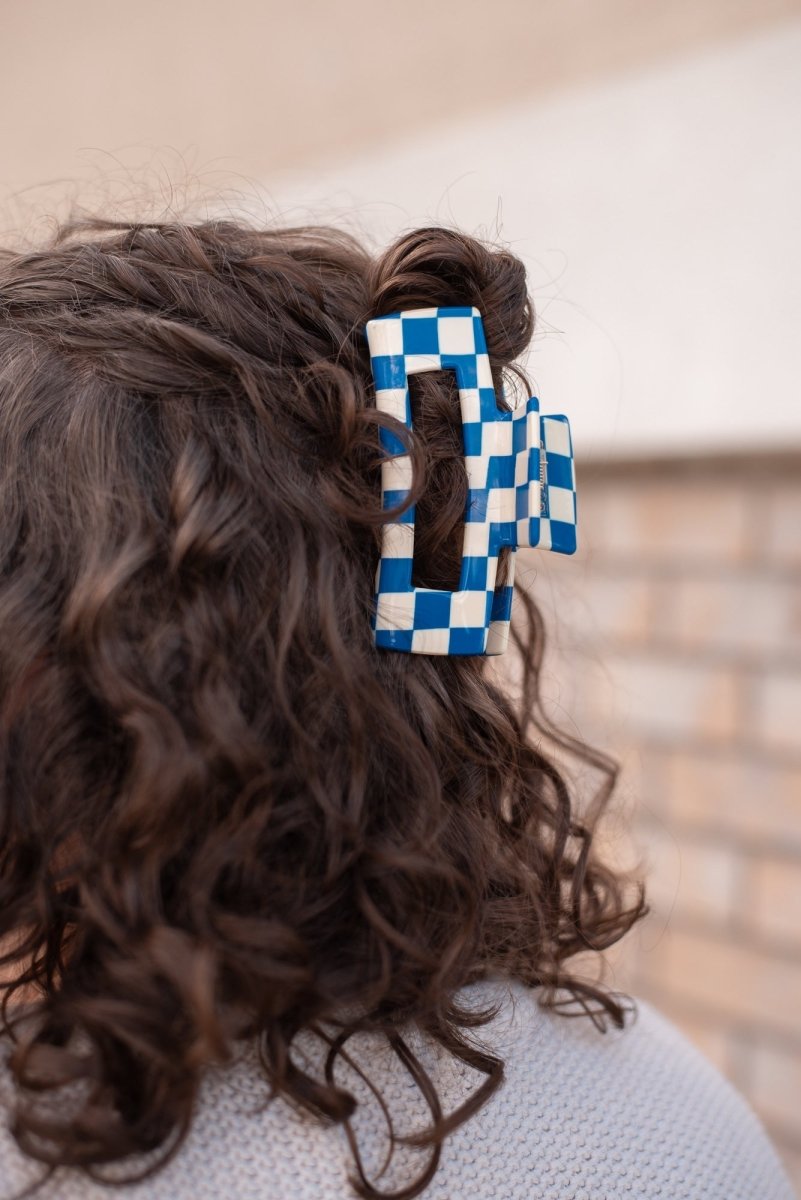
left=0, top=215, right=648, bottom=1199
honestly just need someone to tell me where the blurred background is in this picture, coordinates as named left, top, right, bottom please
left=2, top=0, right=800, bottom=1188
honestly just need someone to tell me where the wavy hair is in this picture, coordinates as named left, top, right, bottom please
left=0, top=216, right=648, bottom=1198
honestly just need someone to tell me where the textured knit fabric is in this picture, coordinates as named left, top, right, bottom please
left=0, top=977, right=795, bottom=1200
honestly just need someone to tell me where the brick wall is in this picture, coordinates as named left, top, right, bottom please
left=514, top=451, right=801, bottom=1188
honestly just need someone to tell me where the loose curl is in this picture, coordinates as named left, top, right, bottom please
left=0, top=216, right=648, bottom=1199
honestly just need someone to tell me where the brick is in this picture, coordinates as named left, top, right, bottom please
left=625, top=964, right=742, bottom=1080
left=587, top=573, right=656, bottom=646
left=592, top=742, right=668, bottom=848
left=564, top=482, right=616, bottom=560
left=665, top=750, right=801, bottom=852
left=637, top=989, right=734, bottom=1075
left=639, top=826, right=741, bottom=925
left=537, top=641, right=621, bottom=742
left=606, top=652, right=744, bottom=743
left=538, top=649, right=745, bottom=765
left=753, top=671, right=801, bottom=758
left=637, top=924, right=801, bottom=1040
left=593, top=822, right=649, bottom=887
left=628, top=743, right=676, bottom=819
left=666, top=576, right=801, bottom=661
left=526, top=554, right=654, bottom=648
left=495, top=641, right=632, bottom=786
left=568, top=934, right=642, bottom=999
left=763, top=483, right=801, bottom=567
left=775, top=1145, right=801, bottom=1199
left=676, top=1016, right=732, bottom=1076
left=581, top=480, right=750, bottom=565
left=744, top=856, right=801, bottom=950
left=748, top=1039, right=801, bottom=1139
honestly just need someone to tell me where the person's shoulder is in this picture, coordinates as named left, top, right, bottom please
left=456, top=976, right=798, bottom=1200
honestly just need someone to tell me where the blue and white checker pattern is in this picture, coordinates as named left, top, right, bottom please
left=366, top=306, right=577, bottom=655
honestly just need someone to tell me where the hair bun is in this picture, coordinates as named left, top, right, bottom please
left=367, top=226, right=533, bottom=364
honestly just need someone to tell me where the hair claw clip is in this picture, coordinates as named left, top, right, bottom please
left=366, top=306, right=577, bottom=655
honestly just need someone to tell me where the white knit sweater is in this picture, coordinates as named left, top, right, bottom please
left=0, top=978, right=795, bottom=1199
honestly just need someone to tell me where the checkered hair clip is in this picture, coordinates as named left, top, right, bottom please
left=366, top=306, right=577, bottom=655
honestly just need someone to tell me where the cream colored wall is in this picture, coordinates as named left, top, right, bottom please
left=261, top=17, right=801, bottom=454
left=6, top=9, right=800, bottom=454
left=1, top=0, right=799, bottom=209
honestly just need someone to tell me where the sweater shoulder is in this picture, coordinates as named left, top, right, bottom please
left=470, top=977, right=797, bottom=1200
left=0, top=982, right=796, bottom=1200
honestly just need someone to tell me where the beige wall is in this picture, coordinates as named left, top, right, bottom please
left=526, top=450, right=801, bottom=1190
left=2, top=0, right=800, bottom=222
left=254, top=15, right=801, bottom=461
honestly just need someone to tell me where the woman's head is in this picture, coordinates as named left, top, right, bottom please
left=0, top=216, right=647, bottom=1199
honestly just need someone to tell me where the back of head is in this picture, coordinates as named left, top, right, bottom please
left=0, top=216, right=647, bottom=1198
